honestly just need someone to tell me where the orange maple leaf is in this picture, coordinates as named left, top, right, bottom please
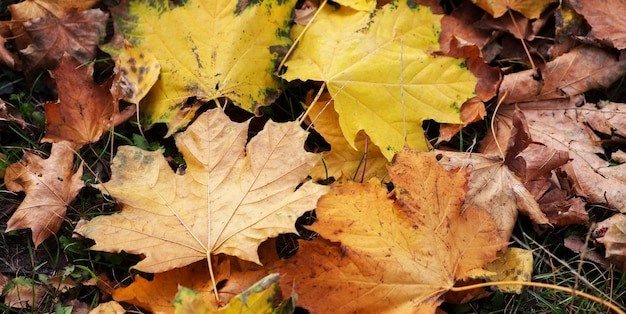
left=4, top=141, right=84, bottom=247
left=270, top=150, right=507, bottom=313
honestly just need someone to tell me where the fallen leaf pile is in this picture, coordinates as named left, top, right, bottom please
left=1, top=0, right=626, bottom=312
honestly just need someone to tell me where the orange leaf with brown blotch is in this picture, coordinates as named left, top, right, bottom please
left=270, top=150, right=507, bottom=313
left=5, top=141, right=84, bottom=247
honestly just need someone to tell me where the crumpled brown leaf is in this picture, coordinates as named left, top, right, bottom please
left=505, top=108, right=587, bottom=226
left=483, top=100, right=626, bottom=213
left=499, top=46, right=626, bottom=104
left=5, top=141, right=84, bottom=247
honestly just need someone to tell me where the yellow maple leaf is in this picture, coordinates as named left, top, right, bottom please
left=112, top=0, right=296, bottom=132
left=472, top=0, right=557, bottom=19
left=173, top=274, right=290, bottom=314
left=282, top=1, right=478, bottom=160
left=77, top=109, right=329, bottom=273
left=308, top=93, right=388, bottom=181
left=269, top=150, right=507, bottom=312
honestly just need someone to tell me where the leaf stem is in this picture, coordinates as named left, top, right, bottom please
left=449, top=280, right=624, bottom=314
left=276, top=0, right=328, bottom=75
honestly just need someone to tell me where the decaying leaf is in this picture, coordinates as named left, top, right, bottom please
left=5, top=141, right=84, bottom=247
left=270, top=151, right=507, bottom=313
left=504, top=108, right=587, bottom=226
left=282, top=1, right=478, bottom=160
left=483, top=248, right=533, bottom=294
left=110, top=0, right=296, bottom=132
left=307, top=93, right=388, bottom=181
left=42, top=54, right=134, bottom=148
left=2, top=278, right=46, bottom=309
left=483, top=100, right=626, bottom=213
left=78, top=109, right=328, bottom=273
left=569, top=0, right=626, bottom=49
left=110, top=41, right=160, bottom=105
left=20, top=8, right=107, bottom=72
left=7, top=0, right=100, bottom=55
left=499, top=46, right=626, bottom=104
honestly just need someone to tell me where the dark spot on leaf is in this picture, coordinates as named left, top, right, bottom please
left=234, top=0, right=263, bottom=15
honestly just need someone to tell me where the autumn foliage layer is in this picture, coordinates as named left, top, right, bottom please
left=1, top=0, right=626, bottom=313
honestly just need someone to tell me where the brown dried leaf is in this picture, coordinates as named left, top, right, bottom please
left=483, top=100, right=626, bottom=213
left=505, top=109, right=588, bottom=226
left=569, top=0, right=626, bottom=49
left=437, top=151, right=549, bottom=241
left=20, top=9, right=107, bottom=72
left=499, top=46, right=626, bottom=104
left=43, top=55, right=133, bottom=148
left=5, top=142, right=84, bottom=247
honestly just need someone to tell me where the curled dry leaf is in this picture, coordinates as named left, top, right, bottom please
left=499, top=46, right=626, bottom=104
left=505, top=108, right=587, bottom=226
left=483, top=100, right=626, bottom=213
left=270, top=150, right=507, bottom=313
left=5, top=141, right=84, bottom=247
left=78, top=109, right=328, bottom=273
